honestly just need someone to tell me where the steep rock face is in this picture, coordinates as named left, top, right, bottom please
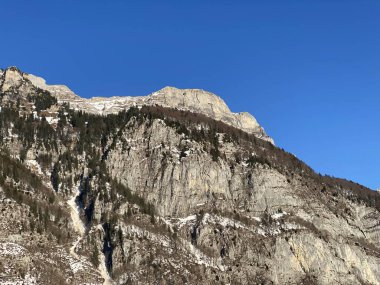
left=106, top=118, right=285, bottom=217
left=0, top=67, right=34, bottom=103
left=0, top=66, right=380, bottom=284
left=1, top=67, right=24, bottom=92
left=102, top=115, right=380, bottom=284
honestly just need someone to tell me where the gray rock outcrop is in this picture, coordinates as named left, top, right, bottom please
left=0, top=66, right=379, bottom=285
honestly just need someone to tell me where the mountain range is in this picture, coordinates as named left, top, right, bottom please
left=0, top=66, right=379, bottom=285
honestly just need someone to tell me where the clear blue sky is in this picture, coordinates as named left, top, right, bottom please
left=1, top=0, right=379, bottom=189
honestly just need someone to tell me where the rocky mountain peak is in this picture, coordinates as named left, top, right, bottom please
left=1, top=66, right=24, bottom=92
left=1, top=66, right=380, bottom=284
left=0, top=66, right=79, bottom=101
left=24, top=73, right=80, bottom=101
left=0, top=67, right=274, bottom=143
left=148, top=86, right=272, bottom=142
left=151, top=86, right=233, bottom=115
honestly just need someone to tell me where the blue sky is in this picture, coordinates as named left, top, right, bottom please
left=1, top=0, right=379, bottom=189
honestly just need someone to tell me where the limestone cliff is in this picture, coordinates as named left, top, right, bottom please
left=0, top=67, right=379, bottom=285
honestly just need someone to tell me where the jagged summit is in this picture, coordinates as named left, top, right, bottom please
left=25, top=72, right=80, bottom=101
left=0, top=67, right=274, bottom=143
left=0, top=67, right=79, bottom=101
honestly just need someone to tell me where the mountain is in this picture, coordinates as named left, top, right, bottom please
left=0, top=66, right=379, bottom=285
left=2, top=67, right=273, bottom=144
